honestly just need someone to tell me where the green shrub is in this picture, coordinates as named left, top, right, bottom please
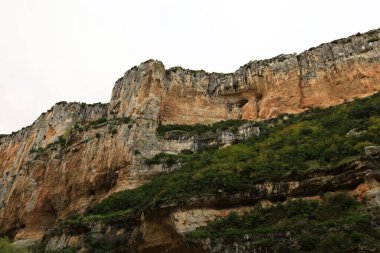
left=157, top=119, right=248, bottom=137
left=45, top=248, right=75, bottom=253
left=89, top=117, right=108, bottom=127
left=0, top=238, right=29, bottom=253
left=29, top=135, right=67, bottom=156
left=88, top=116, right=131, bottom=130
left=118, top=117, right=131, bottom=124
left=298, top=233, right=319, bottom=251
left=57, top=136, right=66, bottom=145
left=368, top=36, right=379, bottom=43
left=319, top=233, right=351, bottom=253
left=84, top=233, right=129, bottom=253
left=144, top=152, right=190, bottom=166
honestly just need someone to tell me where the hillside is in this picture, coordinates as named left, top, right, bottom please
left=0, top=28, right=380, bottom=252
left=40, top=91, right=380, bottom=253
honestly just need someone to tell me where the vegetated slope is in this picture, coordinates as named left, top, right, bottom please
left=188, top=194, right=380, bottom=252
left=87, top=92, right=380, bottom=215
left=56, top=92, right=380, bottom=253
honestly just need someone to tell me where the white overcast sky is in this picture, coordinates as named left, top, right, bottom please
left=0, top=0, right=379, bottom=134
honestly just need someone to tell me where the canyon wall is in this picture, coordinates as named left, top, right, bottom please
left=1, top=28, right=380, bottom=243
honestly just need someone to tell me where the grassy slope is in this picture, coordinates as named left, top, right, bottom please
left=84, top=93, right=380, bottom=217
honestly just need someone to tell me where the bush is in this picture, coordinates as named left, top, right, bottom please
left=84, top=233, right=129, bottom=253
left=298, top=233, right=319, bottom=251
left=57, top=136, right=66, bottom=145
left=89, top=118, right=108, bottom=127
left=0, top=238, right=29, bottom=253
left=319, top=233, right=351, bottom=253
left=157, top=119, right=248, bottom=137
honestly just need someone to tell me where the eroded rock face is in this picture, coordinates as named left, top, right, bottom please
left=158, top=30, right=380, bottom=124
left=109, top=30, right=380, bottom=126
left=1, top=28, right=380, bottom=242
left=0, top=102, right=109, bottom=240
left=173, top=207, right=254, bottom=235
left=157, top=122, right=260, bottom=154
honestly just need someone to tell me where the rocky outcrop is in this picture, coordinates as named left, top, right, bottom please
left=173, top=207, right=254, bottom=235
left=157, top=122, right=260, bottom=154
left=1, top=28, right=380, bottom=244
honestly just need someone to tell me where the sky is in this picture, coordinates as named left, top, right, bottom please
left=0, top=0, right=379, bottom=134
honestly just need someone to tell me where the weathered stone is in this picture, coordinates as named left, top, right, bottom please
left=364, top=145, right=380, bottom=157
left=346, top=128, right=367, bottom=137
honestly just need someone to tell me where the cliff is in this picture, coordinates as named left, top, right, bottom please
left=110, top=28, right=380, bottom=125
left=1, top=28, right=380, bottom=249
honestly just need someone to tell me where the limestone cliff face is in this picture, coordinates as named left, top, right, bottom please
left=110, top=29, right=380, bottom=125
left=1, top=28, right=380, bottom=243
left=0, top=102, right=110, bottom=240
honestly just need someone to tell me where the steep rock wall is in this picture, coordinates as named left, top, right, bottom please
left=1, top=28, right=380, bottom=242
left=110, top=29, right=380, bottom=125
